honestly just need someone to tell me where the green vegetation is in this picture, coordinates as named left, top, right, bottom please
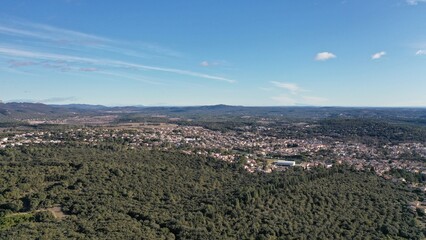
left=313, top=119, right=426, bottom=144
left=0, top=144, right=424, bottom=239
left=266, top=118, right=426, bottom=145
left=389, top=169, right=426, bottom=183
left=0, top=213, right=34, bottom=231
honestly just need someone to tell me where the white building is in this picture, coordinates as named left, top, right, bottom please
left=273, top=160, right=296, bottom=167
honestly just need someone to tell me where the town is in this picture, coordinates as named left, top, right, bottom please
left=1, top=122, right=425, bottom=190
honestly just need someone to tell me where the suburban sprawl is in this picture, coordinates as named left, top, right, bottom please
left=1, top=122, right=425, bottom=178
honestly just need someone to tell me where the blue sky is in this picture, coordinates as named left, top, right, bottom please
left=0, top=0, right=426, bottom=106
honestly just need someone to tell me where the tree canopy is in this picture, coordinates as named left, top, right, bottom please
left=0, top=144, right=424, bottom=239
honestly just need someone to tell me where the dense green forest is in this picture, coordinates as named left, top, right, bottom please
left=265, top=118, right=426, bottom=145
left=0, top=144, right=424, bottom=239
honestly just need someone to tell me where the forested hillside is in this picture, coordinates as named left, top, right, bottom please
left=0, top=145, right=424, bottom=239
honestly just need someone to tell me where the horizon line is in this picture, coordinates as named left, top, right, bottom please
left=1, top=101, right=426, bottom=109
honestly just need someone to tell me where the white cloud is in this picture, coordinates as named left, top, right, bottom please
left=371, top=51, right=386, bottom=60
left=407, top=0, right=426, bottom=5
left=416, top=50, right=426, bottom=55
left=270, top=81, right=302, bottom=94
left=315, top=52, right=336, bottom=61
left=200, top=61, right=210, bottom=67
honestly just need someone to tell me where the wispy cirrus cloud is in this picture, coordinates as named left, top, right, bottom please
left=0, top=46, right=235, bottom=83
left=0, top=18, right=235, bottom=84
left=0, top=46, right=98, bottom=63
left=0, top=25, right=58, bottom=41
left=8, top=60, right=37, bottom=68
left=270, top=81, right=304, bottom=94
left=315, top=52, right=336, bottom=61
left=199, top=60, right=227, bottom=67
left=0, top=19, right=178, bottom=59
left=269, top=82, right=327, bottom=106
left=0, top=20, right=108, bottom=47
left=2, top=18, right=188, bottom=59
left=8, top=59, right=73, bottom=72
left=371, top=51, right=386, bottom=60
left=79, top=67, right=98, bottom=72
left=406, top=0, right=426, bottom=5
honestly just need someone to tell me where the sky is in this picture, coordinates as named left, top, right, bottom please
left=0, top=0, right=426, bottom=107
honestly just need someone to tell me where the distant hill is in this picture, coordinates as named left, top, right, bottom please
left=0, top=102, right=100, bottom=121
left=0, top=102, right=64, bottom=117
left=1, top=102, right=426, bottom=126
left=51, top=104, right=109, bottom=110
